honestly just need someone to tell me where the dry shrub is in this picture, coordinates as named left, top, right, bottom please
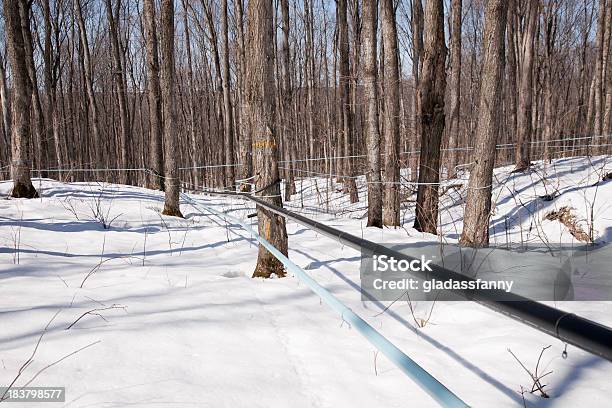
left=543, top=206, right=591, bottom=242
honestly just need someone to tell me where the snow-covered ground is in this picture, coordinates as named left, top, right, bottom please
left=1, top=156, right=611, bottom=407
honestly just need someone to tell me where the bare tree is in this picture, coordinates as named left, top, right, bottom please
left=0, top=52, right=12, bottom=156
left=460, top=0, right=508, bottom=247
left=160, top=0, right=182, bottom=217
left=338, top=0, right=359, bottom=203
left=447, top=0, right=462, bottom=178
left=42, top=0, right=65, bottom=173
left=586, top=0, right=608, bottom=136
left=181, top=0, right=199, bottom=189
left=279, top=0, right=296, bottom=200
left=515, top=0, right=538, bottom=171
left=247, top=0, right=288, bottom=278
left=221, top=0, right=235, bottom=189
left=506, top=0, right=518, bottom=161
left=143, top=0, right=164, bottom=190
left=410, top=0, right=424, bottom=180
left=235, top=0, right=252, bottom=192
left=19, top=2, right=47, bottom=175
left=74, top=0, right=103, bottom=174
left=381, top=0, right=401, bottom=227
left=362, top=0, right=382, bottom=227
left=4, top=0, right=38, bottom=198
left=105, top=0, right=131, bottom=184
left=604, top=0, right=612, bottom=134
left=413, top=0, right=447, bottom=234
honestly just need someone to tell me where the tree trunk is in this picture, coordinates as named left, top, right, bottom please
left=182, top=0, right=199, bottom=189
left=4, top=0, right=38, bottom=198
left=19, top=3, right=47, bottom=176
left=362, top=0, right=382, bottom=227
left=460, top=0, right=508, bottom=247
left=279, top=0, right=296, bottom=201
left=221, top=0, right=235, bottom=189
left=143, top=0, right=164, bottom=190
left=381, top=0, right=400, bottom=227
left=42, top=0, right=64, bottom=175
left=305, top=0, right=316, bottom=172
left=338, top=0, right=358, bottom=203
left=413, top=0, right=446, bottom=234
left=235, top=0, right=252, bottom=192
left=0, top=56, right=12, bottom=157
left=447, top=0, right=462, bottom=178
left=410, top=0, right=424, bottom=182
left=506, top=0, right=518, bottom=165
left=604, top=0, right=612, bottom=134
left=160, top=0, right=183, bottom=217
left=105, top=0, right=131, bottom=184
left=74, top=0, right=103, bottom=176
left=587, top=0, right=608, bottom=136
left=515, top=0, right=538, bottom=171
left=542, top=1, right=559, bottom=162
left=247, top=0, right=288, bottom=278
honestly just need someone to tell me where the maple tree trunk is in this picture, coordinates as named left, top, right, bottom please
left=362, top=0, right=382, bottom=228
left=160, top=0, right=182, bottom=217
left=381, top=0, right=401, bottom=227
left=460, top=0, right=508, bottom=247
left=143, top=0, right=164, bottom=190
left=447, top=0, right=462, bottom=179
left=221, top=0, right=235, bottom=189
left=338, top=0, right=358, bottom=203
left=4, top=0, right=38, bottom=198
left=247, top=0, right=288, bottom=278
left=413, top=0, right=447, bottom=234
left=515, top=0, right=538, bottom=171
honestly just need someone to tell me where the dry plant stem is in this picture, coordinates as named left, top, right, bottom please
left=508, top=345, right=553, bottom=398
left=65, top=304, right=126, bottom=330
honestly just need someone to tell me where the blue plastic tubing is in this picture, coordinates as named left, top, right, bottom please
left=182, top=194, right=469, bottom=408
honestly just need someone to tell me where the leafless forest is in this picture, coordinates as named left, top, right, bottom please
left=1, top=0, right=611, bottom=259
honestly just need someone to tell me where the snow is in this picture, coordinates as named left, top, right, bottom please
left=1, top=156, right=611, bottom=407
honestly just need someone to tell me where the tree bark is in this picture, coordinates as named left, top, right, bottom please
left=515, top=0, right=538, bottom=171
left=160, top=0, right=183, bottom=217
left=587, top=0, right=608, bottom=136
left=447, top=0, right=462, bottom=178
left=381, top=0, right=401, bottom=227
left=338, top=0, right=358, bottom=203
left=506, top=0, right=518, bottom=164
left=604, top=0, right=612, bottom=134
left=235, top=0, right=252, bottom=192
left=279, top=0, right=296, bottom=201
left=4, top=0, right=38, bottom=198
left=247, top=0, right=288, bottom=278
left=19, top=3, right=47, bottom=176
left=542, top=1, right=559, bottom=162
left=221, top=0, right=235, bottom=189
left=460, top=0, right=508, bottom=247
left=0, top=55, right=12, bottom=157
left=143, top=0, right=164, bottom=190
left=362, top=0, right=382, bottom=227
left=413, top=0, right=446, bottom=234
left=105, top=0, right=131, bottom=184
left=74, top=0, right=103, bottom=176
left=410, top=0, right=424, bottom=181
left=42, top=0, right=65, bottom=174
left=182, top=0, right=199, bottom=189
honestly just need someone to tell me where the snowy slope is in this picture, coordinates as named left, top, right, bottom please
left=1, top=156, right=611, bottom=407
